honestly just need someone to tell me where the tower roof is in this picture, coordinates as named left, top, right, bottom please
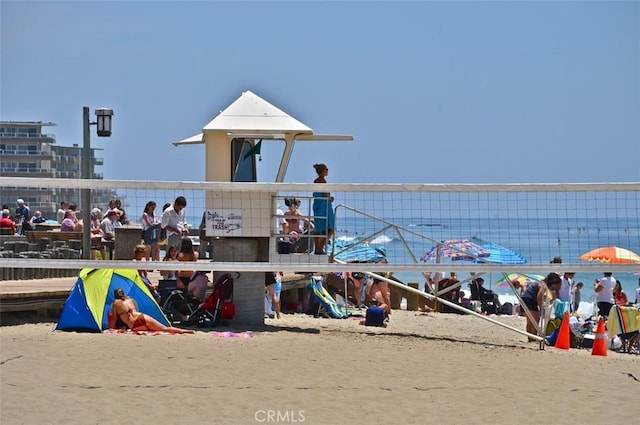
left=203, top=90, right=312, bottom=134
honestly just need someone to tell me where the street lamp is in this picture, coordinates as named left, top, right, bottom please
left=82, top=106, right=114, bottom=259
left=95, top=108, right=114, bottom=137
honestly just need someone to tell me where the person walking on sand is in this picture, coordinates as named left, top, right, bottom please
left=311, top=163, right=334, bottom=255
left=108, top=288, right=193, bottom=334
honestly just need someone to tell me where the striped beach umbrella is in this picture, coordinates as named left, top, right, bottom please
left=495, top=272, right=545, bottom=288
left=420, top=239, right=490, bottom=262
left=579, top=246, right=640, bottom=264
left=470, top=237, right=527, bottom=265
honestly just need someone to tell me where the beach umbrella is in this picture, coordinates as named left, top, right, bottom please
left=495, top=272, right=545, bottom=288
left=578, top=246, right=640, bottom=264
left=332, top=238, right=387, bottom=263
left=420, top=239, right=490, bottom=262
left=470, top=237, right=527, bottom=265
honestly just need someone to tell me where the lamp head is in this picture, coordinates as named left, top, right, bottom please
left=95, top=108, right=114, bottom=137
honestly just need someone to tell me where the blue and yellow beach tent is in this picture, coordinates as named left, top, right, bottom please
left=56, top=268, right=169, bottom=332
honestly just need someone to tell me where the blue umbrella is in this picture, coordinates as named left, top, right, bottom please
left=470, top=237, right=527, bottom=264
left=331, top=238, right=387, bottom=263
left=420, top=239, right=490, bottom=262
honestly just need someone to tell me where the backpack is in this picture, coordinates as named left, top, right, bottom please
left=498, top=302, right=513, bottom=315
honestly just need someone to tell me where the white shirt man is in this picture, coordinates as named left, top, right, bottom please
left=161, top=196, right=188, bottom=248
left=594, top=273, right=616, bottom=317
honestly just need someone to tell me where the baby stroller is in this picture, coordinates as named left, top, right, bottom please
left=163, top=272, right=236, bottom=327
left=160, top=286, right=201, bottom=326
left=195, top=272, right=236, bottom=326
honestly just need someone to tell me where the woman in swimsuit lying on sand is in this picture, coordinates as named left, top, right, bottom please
left=108, top=288, right=193, bottom=334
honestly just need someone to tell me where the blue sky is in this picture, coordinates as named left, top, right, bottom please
left=2, top=1, right=638, bottom=184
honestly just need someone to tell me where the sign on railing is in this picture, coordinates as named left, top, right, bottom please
left=203, top=209, right=243, bottom=236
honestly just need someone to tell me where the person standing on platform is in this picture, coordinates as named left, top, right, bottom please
left=311, top=163, right=334, bottom=255
left=14, top=198, right=31, bottom=234
left=141, top=201, right=161, bottom=262
left=161, top=196, right=189, bottom=249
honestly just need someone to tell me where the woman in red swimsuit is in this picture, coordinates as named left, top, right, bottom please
left=109, top=288, right=193, bottom=334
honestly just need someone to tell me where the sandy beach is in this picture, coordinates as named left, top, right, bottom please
left=1, top=310, right=638, bottom=425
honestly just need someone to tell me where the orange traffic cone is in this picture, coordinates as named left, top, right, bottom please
left=555, top=311, right=571, bottom=350
left=591, top=317, right=608, bottom=357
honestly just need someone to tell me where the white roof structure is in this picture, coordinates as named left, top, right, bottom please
left=173, top=90, right=352, bottom=146
left=203, top=90, right=313, bottom=134
left=173, top=90, right=352, bottom=182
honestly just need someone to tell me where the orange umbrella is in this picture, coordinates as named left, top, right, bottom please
left=579, top=246, right=640, bottom=264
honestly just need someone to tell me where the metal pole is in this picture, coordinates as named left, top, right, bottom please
left=81, top=106, right=91, bottom=260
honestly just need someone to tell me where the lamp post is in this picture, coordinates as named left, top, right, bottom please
left=82, top=107, right=113, bottom=259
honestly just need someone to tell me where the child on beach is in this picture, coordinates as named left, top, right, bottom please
left=134, top=244, right=160, bottom=301
left=161, top=245, right=178, bottom=280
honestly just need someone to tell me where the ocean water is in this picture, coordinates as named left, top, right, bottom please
left=122, top=191, right=639, bottom=300
left=333, top=216, right=640, bottom=302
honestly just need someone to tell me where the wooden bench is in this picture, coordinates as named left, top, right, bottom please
left=24, top=230, right=83, bottom=244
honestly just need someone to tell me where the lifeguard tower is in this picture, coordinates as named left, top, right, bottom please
left=173, top=90, right=352, bottom=324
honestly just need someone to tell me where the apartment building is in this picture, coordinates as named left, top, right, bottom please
left=0, top=120, right=115, bottom=219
